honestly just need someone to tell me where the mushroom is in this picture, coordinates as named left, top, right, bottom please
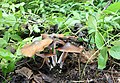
left=56, top=42, right=84, bottom=68
left=21, top=38, right=53, bottom=57
left=36, top=53, right=55, bottom=69
left=49, top=39, right=65, bottom=67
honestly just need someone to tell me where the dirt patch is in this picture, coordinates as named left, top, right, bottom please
left=7, top=55, right=120, bottom=83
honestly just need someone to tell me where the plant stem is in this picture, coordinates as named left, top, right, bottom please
left=103, top=0, right=112, bottom=10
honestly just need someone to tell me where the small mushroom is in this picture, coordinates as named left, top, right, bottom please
left=36, top=53, right=55, bottom=69
left=49, top=39, right=65, bottom=67
left=56, top=42, right=84, bottom=68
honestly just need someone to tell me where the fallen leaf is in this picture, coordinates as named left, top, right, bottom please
left=33, top=74, right=44, bottom=83
left=81, top=50, right=99, bottom=64
left=15, top=67, right=33, bottom=79
left=21, top=38, right=53, bottom=57
left=33, top=72, right=53, bottom=83
left=39, top=71, right=53, bottom=82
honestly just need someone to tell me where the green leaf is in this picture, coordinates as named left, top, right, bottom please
left=105, top=2, right=120, bottom=13
left=2, top=3, right=9, bottom=8
left=0, top=10, right=2, bottom=18
left=0, top=38, right=7, bottom=48
left=88, top=15, right=97, bottom=34
left=109, top=45, right=120, bottom=59
left=0, top=48, right=14, bottom=60
left=65, top=18, right=80, bottom=26
left=64, top=32, right=70, bottom=36
left=72, top=11, right=80, bottom=19
left=10, top=34, right=22, bottom=41
left=3, top=31, right=10, bottom=42
left=98, top=47, right=108, bottom=69
left=6, top=61, right=15, bottom=73
left=3, top=14, right=16, bottom=26
left=0, top=58, right=15, bottom=76
left=111, top=40, right=120, bottom=46
left=95, top=31, right=104, bottom=49
left=20, top=6, right=25, bottom=14
left=33, top=24, right=40, bottom=33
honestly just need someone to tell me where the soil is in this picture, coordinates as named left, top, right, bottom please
left=1, top=54, right=119, bottom=83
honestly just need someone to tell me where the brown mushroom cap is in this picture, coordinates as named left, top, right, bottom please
left=36, top=53, right=55, bottom=58
left=54, top=39, right=65, bottom=45
left=21, top=38, right=53, bottom=57
left=56, top=42, right=84, bottom=53
left=41, top=33, right=64, bottom=39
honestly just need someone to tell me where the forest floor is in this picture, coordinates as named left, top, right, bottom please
left=4, top=55, right=120, bottom=83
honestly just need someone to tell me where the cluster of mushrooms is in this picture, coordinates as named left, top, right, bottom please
left=21, top=33, right=84, bottom=69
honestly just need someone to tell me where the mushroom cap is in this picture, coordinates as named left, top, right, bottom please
left=54, top=39, right=65, bottom=45
left=36, top=53, right=55, bottom=58
left=21, top=44, right=36, bottom=57
left=41, top=34, right=49, bottom=39
left=41, top=33, right=64, bottom=39
left=56, top=42, right=84, bottom=53
left=21, top=38, right=53, bottom=57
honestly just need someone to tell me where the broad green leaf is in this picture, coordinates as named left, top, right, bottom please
left=6, top=61, right=15, bottom=73
left=15, top=2, right=25, bottom=8
left=111, top=40, right=120, bottom=46
left=105, top=2, right=120, bottom=13
left=104, top=16, right=113, bottom=22
left=88, top=15, right=97, bottom=34
left=33, top=24, right=40, bottom=33
left=0, top=58, right=15, bottom=76
left=16, top=48, right=22, bottom=56
left=0, top=48, right=14, bottom=60
left=3, top=31, right=10, bottom=42
left=98, top=47, right=108, bottom=69
left=3, top=14, right=16, bottom=26
left=10, top=34, right=22, bottom=41
left=2, top=3, right=9, bottom=8
left=0, top=10, right=2, bottom=18
left=0, top=38, right=7, bottom=48
left=109, top=46, right=120, bottom=59
left=0, top=27, right=5, bottom=30
left=72, top=11, right=80, bottom=19
left=64, top=32, right=70, bottom=36
left=65, top=18, right=80, bottom=26
left=20, top=6, right=25, bottom=14
left=95, top=31, right=104, bottom=49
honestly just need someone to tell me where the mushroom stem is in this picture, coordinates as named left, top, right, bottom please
left=58, top=52, right=65, bottom=64
left=53, top=42, right=57, bottom=65
left=51, top=55, right=57, bottom=66
left=58, top=52, right=68, bottom=69
left=39, top=58, right=51, bottom=69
